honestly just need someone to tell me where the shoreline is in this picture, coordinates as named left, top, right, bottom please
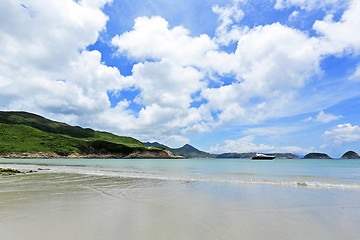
left=0, top=149, right=185, bottom=160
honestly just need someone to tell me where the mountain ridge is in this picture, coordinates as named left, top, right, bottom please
left=143, top=142, right=300, bottom=159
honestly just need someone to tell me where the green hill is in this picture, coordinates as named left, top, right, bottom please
left=0, top=111, right=173, bottom=158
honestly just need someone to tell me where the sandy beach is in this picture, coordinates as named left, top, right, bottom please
left=1, top=158, right=360, bottom=240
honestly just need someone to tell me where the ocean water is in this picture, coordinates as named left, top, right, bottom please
left=1, top=158, right=360, bottom=240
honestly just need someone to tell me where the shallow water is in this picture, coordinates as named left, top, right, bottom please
left=1, top=158, right=360, bottom=239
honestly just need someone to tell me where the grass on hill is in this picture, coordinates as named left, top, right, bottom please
left=0, top=111, right=147, bottom=156
left=0, top=123, right=85, bottom=156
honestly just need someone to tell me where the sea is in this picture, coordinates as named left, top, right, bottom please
left=1, top=158, right=360, bottom=240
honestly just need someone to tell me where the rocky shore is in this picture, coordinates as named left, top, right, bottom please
left=0, top=168, right=22, bottom=176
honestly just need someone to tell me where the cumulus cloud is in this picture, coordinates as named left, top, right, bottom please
left=306, top=111, right=342, bottom=123
left=202, top=22, right=322, bottom=124
left=107, top=1, right=360, bottom=136
left=323, top=123, right=360, bottom=145
left=131, top=60, right=205, bottom=108
left=105, top=0, right=360, bottom=140
left=209, top=135, right=312, bottom=154
left=111, top=16, right=217, bottom=66
left=0, top=0, right=124, bottom=120
left=114, top=16, right=324, bottom=127
left=313, top=0, right=360, bottom=55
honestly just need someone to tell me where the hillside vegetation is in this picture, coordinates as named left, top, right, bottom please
left=340, top=151, right=360, bottom=159
left=0, top=111, right=164, bottom=158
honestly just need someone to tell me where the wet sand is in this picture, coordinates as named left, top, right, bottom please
left=1, top=172, right=360, bottom=240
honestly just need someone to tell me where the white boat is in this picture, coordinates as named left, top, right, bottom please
left=252, top=153, right=275, bottom=160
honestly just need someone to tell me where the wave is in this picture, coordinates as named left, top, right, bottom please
left=2, top=163, right=360, bottom=190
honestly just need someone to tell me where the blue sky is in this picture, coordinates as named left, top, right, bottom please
left=1, top=0, right=360, bottom=157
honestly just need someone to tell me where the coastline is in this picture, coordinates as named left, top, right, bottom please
left=0, top=149, right=185, bottom=159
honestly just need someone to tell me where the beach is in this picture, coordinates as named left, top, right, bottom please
left=1, top=158, right=360, bottom=240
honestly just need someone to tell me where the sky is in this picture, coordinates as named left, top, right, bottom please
left=1, top=0, right=360, bottom=157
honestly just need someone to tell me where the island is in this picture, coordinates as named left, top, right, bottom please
left=340, top=151, right=360, bottom=159
left=144, top=142, right=301, bottom=159
left=303, top=153, right=332, bottom=159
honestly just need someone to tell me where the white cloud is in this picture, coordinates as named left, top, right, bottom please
left=131, top=60, right=205, bottom=108
left=0, top=0, right=123, bottom=118
left=306, top=111, right=342, bottom=123
left=288, top=10, right=299, bottom=21
left=323, top=123, right=360, bottom=145
left=97, top=59, right=210, bottom=138
left=274, top=0, right=348, bottom=11
left=0, top=0, right=110, bottom=71
left=313, top=0, right=360, bottom=55
left=111, top=16, right=217, bottom=66
left=349, top=65, right=360, bottom=81
left=212, top=0, right=247, bottom=45
left=209, top=135, right=312, bottom=154
left=202, top=22, right=322, bottom=124
left=110, top=4, right=359, bottom=134
left=144, top=135, right=190, bottom=148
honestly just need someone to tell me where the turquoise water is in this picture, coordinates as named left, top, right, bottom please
left=1, top=158, right=360, bottom=240
left=1, top=158, right=360, bottom=189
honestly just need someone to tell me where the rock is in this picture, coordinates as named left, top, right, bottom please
left=0, top=168, right=22, bottom=175
left=297, top=182, right=308, bottom=187
left=340, top=151, right=360, bottom=159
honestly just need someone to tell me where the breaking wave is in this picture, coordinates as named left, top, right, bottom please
left=3, top=163, right=360, bottom=190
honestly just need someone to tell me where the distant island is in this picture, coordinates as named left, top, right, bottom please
left=341, top=151, right=360, bottom=159
left=144, top=142, right=299, bottom=159
left=145, top=142, right=360, bottom=160
left=303, top=153, right=332, bottom=159
left=1, top=111, right=359, bottom=160
left=0, top=111, right=182, bottom=159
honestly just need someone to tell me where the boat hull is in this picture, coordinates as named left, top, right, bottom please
left=251, top=156, right=275, bottom=160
